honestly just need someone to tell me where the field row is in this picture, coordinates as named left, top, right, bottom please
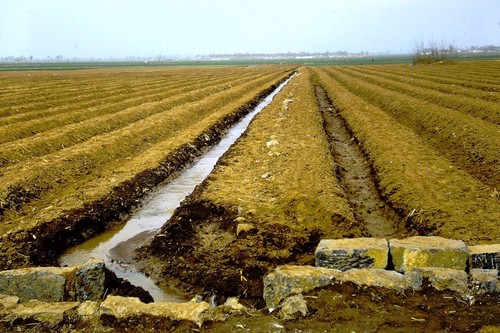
left=319, top=66, right=500, bottom=188
left=0, top=71, right=280, bottom=165
left=0, top=66, right=293, bottom=237
left=311, top=65, right=499, bottom=244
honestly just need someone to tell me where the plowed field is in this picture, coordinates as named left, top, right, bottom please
left=0, top=66, right=294, bottom=268
left=0, top=61, right=499, bottom=332
left=141, top=62, right=498, bottom=332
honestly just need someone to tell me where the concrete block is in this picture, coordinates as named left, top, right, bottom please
left=389, top=236, right=468, bottom=273
left=315, top=238, right=388, bottom=270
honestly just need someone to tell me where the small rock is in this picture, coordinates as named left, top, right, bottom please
left=263, top=265, right=341, bottom=309
left=406, top=267, right=468, bottom=293
left=469, top=244, right=500, bottom=270
left=315, top=238, right=388, bottom=270
left=282, top=98, right=293, bottom=110
left=338, top=269, right=408, bottom=291
left=470, top=269, right=499, bottom=293
left=261, top=172, right=273, bottom=180
left=236, top=223, right=257, bottom=238
left=0, top=295, right=19, bottom=312
left=224, top=297, right=247, bottom=311
left=389, top=236, right=468, bottom=273
left=279, top=294, right=307, bottom=320
left=266, top=139, right=279, bottom=148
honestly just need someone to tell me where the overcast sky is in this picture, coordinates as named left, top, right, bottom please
left=1, top=0, right=499, bottom=59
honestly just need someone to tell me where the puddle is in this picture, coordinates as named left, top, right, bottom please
left=58, top=75, right=294, bottom=302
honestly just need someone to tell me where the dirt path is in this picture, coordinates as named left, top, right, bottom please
left=315, top=86, right=404, bottom=238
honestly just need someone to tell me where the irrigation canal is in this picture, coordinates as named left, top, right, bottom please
left=58, top=75, right=295, bottom=302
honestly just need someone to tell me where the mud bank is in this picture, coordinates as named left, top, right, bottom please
left=0, top=72, right=295, bottom=270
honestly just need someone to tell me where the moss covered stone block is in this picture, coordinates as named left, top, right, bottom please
left=339, top=268, right=407, bottom=291
left=469, top=244, right=500, bottom=270
left=406, top=267, right=468, bottom=293
left=315, top=238, right=388, bottom=271
left=263, top=265, right=341, bottom=309
left=389, top=236, right=468, bottom=273
left=470, top=269, right=499, bottom=293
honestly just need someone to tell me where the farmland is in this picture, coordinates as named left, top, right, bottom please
left=144, top=60, right=499, bottom=293
left=0, top=65, right=294, bottom=268
left=143, top=61, right=499, bottom=331
left=0, top=61, right=499, bottom=331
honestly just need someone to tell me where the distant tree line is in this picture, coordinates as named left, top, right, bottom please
left=412, top=41, right=500, bottom=65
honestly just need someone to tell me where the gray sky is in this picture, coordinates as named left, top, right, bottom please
left=1, top=0, right=499, bottom=59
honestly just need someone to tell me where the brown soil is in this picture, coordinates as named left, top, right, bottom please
left=135, top=67, right=499, bottom=332
left=0, top=70, right=294, bottom=270
left=199, top=284, right=500, bottom=333
left=1, top=64, right=499, bottom=332
left=311, top=67, right=499, bottom=244
left=315, top=85, right=405, bottom=238
left=139, top=70, right=364, bottom=304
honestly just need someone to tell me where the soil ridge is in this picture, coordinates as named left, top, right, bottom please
left=0, top=72, right=295, bottom=270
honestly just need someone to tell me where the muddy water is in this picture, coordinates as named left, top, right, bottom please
left=59, top=75, right=294, bottom=302
left=315, top=86, right=403, bottom=238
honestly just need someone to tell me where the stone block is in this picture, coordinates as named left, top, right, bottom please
left=75, top=258, right=108, bottom=301
left=263, top=265, right=341, bottom=309
left=469, top=244, right=500, bottom=270
left=0, top=295, right=19, bottom=313
left=0, top=266, right=76, bottom=302
left=470, top=269, right=499, bottom=293
left=279, top=294, right=307, bottom=320
left=99, top=295, right=211, bottom=327
left=5, top=300, right=79, bottom=326
left=315, top=238, right=388, bottom=270
left=406, top=267, right=468, bottom=293
left=389, top=236, right=468, bottom=273
left=77, top=301, right=100, bottom=317
left=338, top=269, right=407, bottom=291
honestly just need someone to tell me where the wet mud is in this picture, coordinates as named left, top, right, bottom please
left=315, top=85, right=405, bottom=238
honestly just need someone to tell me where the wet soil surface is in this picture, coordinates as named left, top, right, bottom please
left=315, top=86, right=405, bottom=238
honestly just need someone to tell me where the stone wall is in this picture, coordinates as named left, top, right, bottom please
left=0, top=237, right=498, bottom=328
left=264, top=236, right=499, bottom=319
left=0, top=258, right=246, bottom=329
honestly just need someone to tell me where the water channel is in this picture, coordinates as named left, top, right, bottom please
left=58, top=75, right=294, bottom=302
